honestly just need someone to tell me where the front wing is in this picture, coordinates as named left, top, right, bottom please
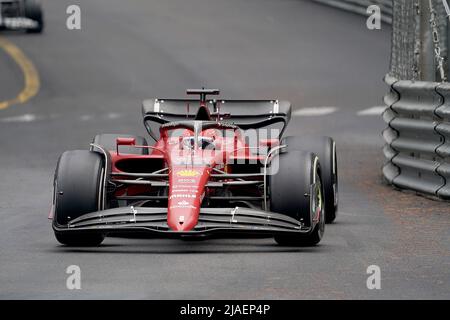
left=53, top=207, right=312, bottom=238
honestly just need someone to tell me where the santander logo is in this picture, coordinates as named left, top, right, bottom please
left=176, top=170, right=200, bottom=177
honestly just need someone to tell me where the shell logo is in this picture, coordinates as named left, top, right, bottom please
left=176, top=170, right=200, bottom=177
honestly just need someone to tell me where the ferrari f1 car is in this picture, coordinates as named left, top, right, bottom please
left=0, top=0, right=43, bottom=33
left=50, top=89, right=338, bottom=247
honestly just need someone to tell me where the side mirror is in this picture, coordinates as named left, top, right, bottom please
left=116, top=137, right=136, bottom=155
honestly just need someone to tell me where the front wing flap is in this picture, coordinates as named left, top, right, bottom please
left=53, top=207, right=311, bottom=238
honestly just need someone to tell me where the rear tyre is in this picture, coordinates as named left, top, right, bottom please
left=24, top=0, right=44, bottom=33
left=53, top=150, right=105, bottom=246
left=270, top=150, right=325, bottom=246
left=281, top=136, right=338, bottom=223
left=91, top=134, right=149, bottom=155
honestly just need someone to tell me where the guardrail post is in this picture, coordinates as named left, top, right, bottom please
left=419, top=0, right=435, bottom=81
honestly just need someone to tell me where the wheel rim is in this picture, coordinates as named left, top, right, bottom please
left=314, top=173, right=325, bottom=235
left=333, top=142, right=338, bottom=209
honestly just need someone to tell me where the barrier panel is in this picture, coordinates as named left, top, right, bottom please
left=312, top=0, right=393, bottom=23
left=383, top=75, right=450, bottom=199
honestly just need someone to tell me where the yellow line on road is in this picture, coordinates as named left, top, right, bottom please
left=0, top=36, right=40, bottom=110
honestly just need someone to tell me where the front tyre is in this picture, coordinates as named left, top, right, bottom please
left=275, top=174, right=325, bottom=246
left=270, top=150, right=325, bottom=246
left=281, top=136, right=338, bottom=223
left=52, top=150, right=105, bottom=246
left=24, top=0, right=44, bottom=33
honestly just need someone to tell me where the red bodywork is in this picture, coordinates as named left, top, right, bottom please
left=110, top=123, right=271, bottom=232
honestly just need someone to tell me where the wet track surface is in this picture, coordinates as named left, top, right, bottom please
left=0, top=0, right=449, bottom=299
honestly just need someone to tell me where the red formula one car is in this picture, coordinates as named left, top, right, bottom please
left=50, top=89, right=338, bottom=247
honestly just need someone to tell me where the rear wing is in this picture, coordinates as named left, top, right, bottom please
left=142, top=99, right=291, bottom=140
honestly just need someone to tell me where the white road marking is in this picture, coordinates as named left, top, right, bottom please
left=0, top=107, right=386, bottom=124
left=80, top=114, right=93, bottom=121
left=357, top=106, right=386, bottom=116
left=1, top=113, right=127, bottom=123
left=292, top=106, right=337, bottom=117
left=105, top=112, right=122, bottom=119
left=0, top=113, right=60, bottom=123
left=0, top=113, right=38, bottom=122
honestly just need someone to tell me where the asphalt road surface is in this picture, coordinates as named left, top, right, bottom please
left=0, top=0, right=449, bottom=299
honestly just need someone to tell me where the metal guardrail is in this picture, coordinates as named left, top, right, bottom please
left=312, top=0, right=393, bottom=24
left=316, top=0, right=450, bottom=199
left=383, top=74, right=450, bottom=199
